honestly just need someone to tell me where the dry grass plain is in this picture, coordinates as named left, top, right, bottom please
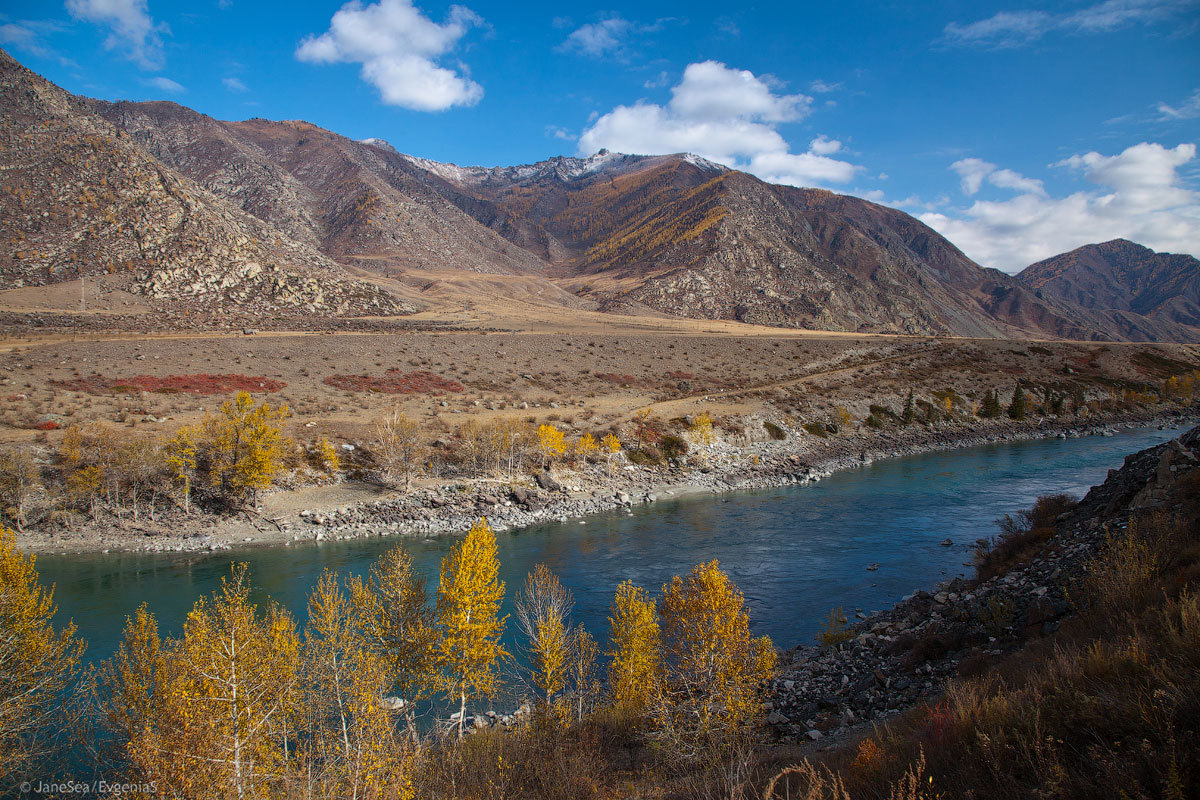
left=3, top=287, right=1199, bottom=456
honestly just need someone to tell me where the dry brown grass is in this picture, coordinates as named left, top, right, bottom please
left=790, top=502, right=1200, bottom=800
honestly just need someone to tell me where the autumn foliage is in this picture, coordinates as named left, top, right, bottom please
left=2, top=518, right=781, bottom=798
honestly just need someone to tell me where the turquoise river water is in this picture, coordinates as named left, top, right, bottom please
left=36, top=423, right=1189, bottom=669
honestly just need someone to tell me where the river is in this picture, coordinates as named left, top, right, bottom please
left=37, top=423, right=1188, bottom=671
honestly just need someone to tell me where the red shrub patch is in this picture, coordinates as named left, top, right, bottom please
left=323, top=370, right=464, bottom=394
left=34, top=421, right=61, bottom=430
left=51, top=373, right=286, bottom=395
left=919, top=701, right=956, bottom=746
left=665, top=370, right=696, bottom=380
left=595, top=372, right=638, bottom=385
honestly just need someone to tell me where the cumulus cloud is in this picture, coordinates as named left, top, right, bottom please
left=296, top=0, right=483, bottom=111
left=579, top=61, right=860, bottom=188
left=66, top=0, right=167, bottom=69
left=951, top=158, right=1046, bottom=196
left=144, top=75, right=185, bottom=93
left=944, top=0, right=1194, bottom=47
left=809, top=135, right=841, bottom=155
left=1159, top=88, right=1200, bottom=120
left=921, top=142, right=1200, bottom=272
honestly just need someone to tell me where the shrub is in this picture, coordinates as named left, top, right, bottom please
left=975, top=493, right=1076, bottom=581
left=660, top=434, right=689, bottom=462
left=626, top=447, right=663, bottom=466
left=802, top=422, right=826, bottom=438
left=764, top=421, right=787, bottom=440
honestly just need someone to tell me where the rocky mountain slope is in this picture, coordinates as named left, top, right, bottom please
left=3, top=49, right=1197, bottom=340
left=0, top=49, right=411, bottom=320
left=87, top=101, right=551, bottom=277
left=416, top=153, right=1198, bottom=340
left=1018, top=239, right=1200, bottom=328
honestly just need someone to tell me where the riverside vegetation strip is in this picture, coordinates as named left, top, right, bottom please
left=3, top=325, right=1199, bottom=554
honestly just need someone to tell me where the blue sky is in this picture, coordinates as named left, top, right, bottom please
left=2, top=0, right=1198, bottom=271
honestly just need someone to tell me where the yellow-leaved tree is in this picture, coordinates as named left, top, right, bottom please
left=606, top=580, right=662, bottom=717
left=515, top=563, right=574, bottom=723
left=114, top=564, right=301, bottom=799
left=575, top=433, right=598, bottom=461
left=163, top=425, right=198, bottom=513
left=349, top=546, right=439, bottom=738
left=209, top=391, right=291, bottom=506
left=313, top=437, right=339, bottom=474
left=567, top=625, right=600, bottom=723
left=655, top=560, right=776, bottom=754
left=301, top=571, right=414, bottom=799
left=435, top=518, right=508, bottom=737
left=690, top=413, right=715, bottom=446
left=602, top=432, right=622, bottom=476
left=0, top=527, right=85, bottom=786
left=536, top=424, right=566, bottom=470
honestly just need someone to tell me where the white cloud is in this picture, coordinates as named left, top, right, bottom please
left=296, top=0, right=483, bottom=112
left=579, top=61, right=859, bottom=188
left=66, top=0, right=167, bottom=69
left=0, top=22, right=50, bottom=56
left=1159, top=88, right=1200, bottom=120
left=951, top=158, right=1046, bottom=196
left=944, top=0, right=1194, bottom=47
left=951, top=158, right=995, bottom=195
left=560, top=17, right=631, bottom=57
left=809, top=135, right=841, bottom=155
left=222, top=76, right=248, bottom=92
left=989, top=168, right=1046, bottom=195
left=921, top=142, right=1200, bottom=272
left=809, top=79, right=841, bottom=93
left=558, top=15, right=673, bottom=59
left=643, top=70, right=671, bottom=89
left=144, top=76, right=185, bottom=93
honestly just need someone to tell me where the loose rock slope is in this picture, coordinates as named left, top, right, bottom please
left=765, top=423, right=1200, bottom=742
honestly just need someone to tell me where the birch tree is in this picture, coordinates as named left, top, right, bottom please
left=435, top=518, right=508, bottom=738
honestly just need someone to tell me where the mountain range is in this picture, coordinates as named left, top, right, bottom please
left=1, top=49, right=1195, bottom=341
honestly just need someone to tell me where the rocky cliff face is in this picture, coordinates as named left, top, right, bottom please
left=0, top=50, right=412, bottom=319
left=1018, top=239, right=1200, bottom=329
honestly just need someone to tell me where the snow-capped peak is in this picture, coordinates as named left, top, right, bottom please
left=358, top=137, right=398, bottom=154
left=681, top=152, right=726, bottom=172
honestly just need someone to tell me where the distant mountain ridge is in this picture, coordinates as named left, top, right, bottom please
left=1, top=48, right=1196, bottom=342
left=1017, top=239, right=1200, bottom=329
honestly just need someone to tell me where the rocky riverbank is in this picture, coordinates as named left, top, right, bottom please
left=765, top=422, right=1199, bottom=746
left=17, top=404, right=1197, bottom=554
